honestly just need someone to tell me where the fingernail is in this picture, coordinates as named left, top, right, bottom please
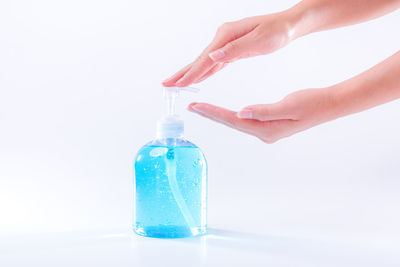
left=209, top=49, right=225, bottom=61
left=238, top=109, right=252, bottom=119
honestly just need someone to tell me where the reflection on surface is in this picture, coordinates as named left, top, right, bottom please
left=174, top=227, right=396, bottom=264
left=175, top=228, right=318, bottom=253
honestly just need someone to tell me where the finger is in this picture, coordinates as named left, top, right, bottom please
left=237, top=102, right=294, bottom=121
left=188, top=102, right=260, bottom=135
left=175, top=55, right=217, bottom=87
left=209, top=30, right=257, bottom=63
left=193, top=62, right=227, bottom=84
left=188, top=102, right=297, bottom=143
left=175, top=39, right=229, bottom=87
left=162, top=63, right=192, bottom=87
left=176, top=23, right=252, bottom=87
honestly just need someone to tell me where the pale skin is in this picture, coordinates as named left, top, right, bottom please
left=163, top=0, right=400, bottom=143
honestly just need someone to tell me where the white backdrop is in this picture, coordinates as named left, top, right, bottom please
left=0, top=0, right=399, bottom=253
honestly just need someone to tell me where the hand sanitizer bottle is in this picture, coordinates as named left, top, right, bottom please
left=134, top=87, right=207, bottom=238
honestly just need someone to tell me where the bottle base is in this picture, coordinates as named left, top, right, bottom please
left=134, top=225, right=207, bottom=238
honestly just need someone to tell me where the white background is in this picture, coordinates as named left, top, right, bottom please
left=0, top=0, right=399, bottom=266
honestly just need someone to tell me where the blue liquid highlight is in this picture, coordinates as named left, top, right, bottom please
left=134, top=139, right=207, bottom=238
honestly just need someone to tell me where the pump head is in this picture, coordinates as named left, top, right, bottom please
left=157, top=86, right=199, bottom=138
left=163, top=86, right=199, bottom=116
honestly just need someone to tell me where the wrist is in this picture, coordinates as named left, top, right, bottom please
left=284, top=4, right=317, bottom=41
left=324, top=85, right=350, bottom=121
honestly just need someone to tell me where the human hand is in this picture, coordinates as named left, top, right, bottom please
left=187, top=88, right=338, bottom=143
left=163, top=12, right=298, bottom=87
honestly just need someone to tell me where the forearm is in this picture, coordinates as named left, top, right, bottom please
left=286, top=0, right=400, bottom=39
left=329, top=51, right=400, bottom=119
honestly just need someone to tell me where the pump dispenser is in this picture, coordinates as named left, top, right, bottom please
left=134, top=86, right=207, bottom=238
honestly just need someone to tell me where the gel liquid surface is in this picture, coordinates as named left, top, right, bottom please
left=134, top=138, right=207, bottom=238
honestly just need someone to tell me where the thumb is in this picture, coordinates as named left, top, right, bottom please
left=237, top=103, right=293, bottom=121
left=208, top=34, right=255, bottom=62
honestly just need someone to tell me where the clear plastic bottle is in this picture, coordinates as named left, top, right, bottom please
left=133, top=87, right=207, bottom=238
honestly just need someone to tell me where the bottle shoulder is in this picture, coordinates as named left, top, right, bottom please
left=135, top=138, right=206, bottom=161
left=143, top=138, right=199, bottom=148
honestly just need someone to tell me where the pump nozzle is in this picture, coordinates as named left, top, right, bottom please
left=157, top=87, right=199, bottom=138
left=163, top=86, right=199, bottom=116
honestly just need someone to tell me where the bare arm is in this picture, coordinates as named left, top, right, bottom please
left=292, top=0, right=400, bottom=38
left=332, top=50, right=400, bottom=119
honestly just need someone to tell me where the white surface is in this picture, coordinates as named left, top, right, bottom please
left=1, top=228, right=399, bottom=267
left=0, top=0, right=400, bottom=266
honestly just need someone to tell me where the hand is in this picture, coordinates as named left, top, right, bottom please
left=163, top=12, right=297, bottom=87
left=188, top=88, right=338, bottom=143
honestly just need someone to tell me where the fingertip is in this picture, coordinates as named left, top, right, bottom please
left=162, top=80, right=174, bottom=87
left=190, top=102, right=206, bottom=112
left=187, top=102, right=198, bottom=112
left=190, top=103, right=213, bottom=115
